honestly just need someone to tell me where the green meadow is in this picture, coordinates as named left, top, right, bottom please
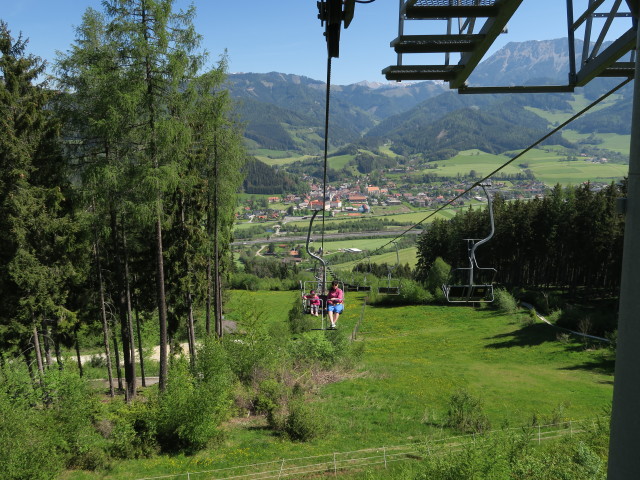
left=66, top=291, right=614, bottom=479
left=562, top=129, right=631, bottom=154
left=333, top=246, right=419, bottom=270
left=426, top=147, right=628, bottom=185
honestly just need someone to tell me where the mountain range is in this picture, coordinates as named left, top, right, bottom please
left=227, top=38, right=632, bottom=159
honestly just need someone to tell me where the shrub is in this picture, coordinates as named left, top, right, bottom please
left=254, top=379, right=291, bottom=431
left=107, top=399, right=158, bottom=459
left=284, top=396, right=326, bottom=441
left=294, top=331, right=337, bottom=367
left=0, top=385, right=65, bottom=480
left=155, top=339, right=233, bottom=453
left=493, top=288, right=518, bottom=314
left=374, top=279, right=433, bottom=306
left=44, top=368, right=109, bottom=470
left=224, top=302, right=289, bottom=384
left=425, top=257, right=451, bottom=295
left=288, top=297, right=315, bottom=334
left=445, top=389, right=491, bottom=434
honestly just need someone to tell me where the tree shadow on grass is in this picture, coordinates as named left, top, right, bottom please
left=484, top=323, right=557, bottom=349
left=561, top=356, right=615, bottom=377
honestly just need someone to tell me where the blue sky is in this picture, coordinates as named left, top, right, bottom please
left=2, top=0, right=633, bottom=85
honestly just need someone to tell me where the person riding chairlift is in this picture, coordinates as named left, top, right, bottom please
left=303, top=290, right=321, bottom=316
left=326, top=281, right=344, bottom=329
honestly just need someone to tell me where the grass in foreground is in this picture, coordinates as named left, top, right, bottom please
left=63, top=292, right=613, bottom=479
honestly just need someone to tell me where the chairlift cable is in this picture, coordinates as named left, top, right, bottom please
left=351, top=76, right=633, bottom=270
left=322, top=56, right=332, bottom=257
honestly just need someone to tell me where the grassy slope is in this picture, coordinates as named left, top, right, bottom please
left=66, top=291, right=614, bottom=479
left=320, top=300, right=612, bottom=447
left=333, top=247, right=419, bottom=270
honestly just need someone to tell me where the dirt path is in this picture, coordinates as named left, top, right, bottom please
left=79, top=342, right=191, bottom=365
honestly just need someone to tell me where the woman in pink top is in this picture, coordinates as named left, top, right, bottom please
left=326, top=281, right=344, bottom=329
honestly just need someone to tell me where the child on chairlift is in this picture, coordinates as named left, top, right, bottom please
left=303, top=290, right=322, bottom=316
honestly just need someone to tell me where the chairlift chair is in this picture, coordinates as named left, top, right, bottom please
left=442, top=182, right=497, bottom=303
left=301, top=210, right=346, bottom=329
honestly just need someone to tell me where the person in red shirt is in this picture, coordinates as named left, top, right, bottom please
left=303, top=290, right=321, bottom=316
left=326, top=281, right=344, bottom=329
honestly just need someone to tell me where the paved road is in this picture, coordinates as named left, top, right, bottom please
left=232, top=229, right=423, bottom=246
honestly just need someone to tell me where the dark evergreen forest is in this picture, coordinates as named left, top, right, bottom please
left=416, top=182, right=625, bottom=293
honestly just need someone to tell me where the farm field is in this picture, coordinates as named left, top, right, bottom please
left=426, top=147, right=628, bottom=185
left=562, top=129, right=631, bottom=154
left=425, top=149, right=523, bottom=178
left=252, top=152, right=314, bottom=166
left=333, top=246, right=419, bottom=270
left=66, top=291, right=614, bottom=479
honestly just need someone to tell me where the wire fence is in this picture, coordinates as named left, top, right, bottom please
left=135, top=419, right=596, bottom=480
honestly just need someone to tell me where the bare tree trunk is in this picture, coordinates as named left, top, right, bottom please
left=134, top=302, right=146, bottom=387
left=74, top=326, right=84, bottom=378
left=122, top=224, right=137, bottom=400
left=156, top=214, right=169, bottom=392
left=42, top=320, right=53, bottom=368
left=95, top=241, right=115, bottom=396
left=186, top=291, right=196, bottom=368
left=206, top=255, right=212, bottom=335
left=112, top=326, right=123, bottom=391
left=110, top=209, right=134, bottom=402
left=53, top=324, right=63, bottom=371
left=33, top=325, right=45, bottom=378
left=213, top=141, right=223, bottom=338
left=205, top=193, right=212, bottom=336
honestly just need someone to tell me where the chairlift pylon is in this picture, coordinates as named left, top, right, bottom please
left=442, top=182, right=497, bottom=303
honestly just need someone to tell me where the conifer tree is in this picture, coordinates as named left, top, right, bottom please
left=0, top=22, right=82, bottom=377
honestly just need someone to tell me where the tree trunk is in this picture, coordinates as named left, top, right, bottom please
left=74, top=326, right=84, bottom=378
left=112, top=326, right=123, bottom=391
left=187, top=290, right=196, bottom=368
left=213, top=140, right=223, bottom=338
left=95, top=240, right=115, bottom=396
left=53, top=324, right=63, bottom=371
left=42, top=320, right=53, bottom=368
left=155, top=213, right=169, bottom=393
left=206, top=254, right=212, bottom=335
left=135, top=303, right=146, bottom=387
left=33, top=324, right=45, bottom=378
left=205, top=191, right=212, bottom=336
left=122, top=224, right=137, bottom=400
left=110, top=209, right=134, bottom=402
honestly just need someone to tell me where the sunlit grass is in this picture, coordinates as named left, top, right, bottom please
left=63, top=291, right=614, bottom=479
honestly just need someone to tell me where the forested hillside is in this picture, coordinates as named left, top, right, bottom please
left=243, top=157, right=307, bottom=194
left=373, top=99, right=572, bottom=158
left=416, top=182, right=624, bottom=302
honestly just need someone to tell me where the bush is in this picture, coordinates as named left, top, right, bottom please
left=224, top=301, right=290, bottom=384
left=425, top=257, right=451, bottom=295
left=106, top=399, right=158, bottom=459
left=293, top=331, right=337, bottom=367
left=493, top=288, right=518, bottom=314
left=374, top=279, right=433, bottom=306
left=284, top=395, right=326, bottom=441
left=0, top=385, right=65, bottom=480
left=288, top=297, right=315, bottom=334
left=155, top=339, right=233, bottom=453
left=445, top=389, right=491, bottom=434
left=43, top=368, right=109, bottom=470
